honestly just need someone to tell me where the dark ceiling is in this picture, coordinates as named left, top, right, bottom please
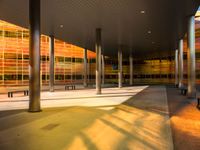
left=0, top=0, right=199, bottom=58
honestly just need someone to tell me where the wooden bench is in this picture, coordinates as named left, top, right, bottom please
left=179, top=86, right=187, bottom=95
left=65, top=84, right=75, bottom=90
left=8, top=90, right=29, bottom=98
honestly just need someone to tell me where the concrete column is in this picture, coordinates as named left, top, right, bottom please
left=49, top=35, right=54, bottom=92
left=118, top=46, right=122, bottom=88
left=29, top=0, right=41, bottom=112
left=129, top=54, right=133, bottom=85
left=187, top=16, right=196, bottom=98
left=96, top=28, right=101, bottom=94
left=83, top=48, right=87, bottom=87
left=101, top=55, right=105, bottom=85
left=175, top=49, right=179, bottom=87
left=178, top=39, right=183, bottom=88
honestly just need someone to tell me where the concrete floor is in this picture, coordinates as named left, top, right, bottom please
left=166, top=86, right=200, bottom=150
left=0, top=85, right=174, bottom=150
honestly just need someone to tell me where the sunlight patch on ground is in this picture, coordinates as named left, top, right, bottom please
left=0, top=86, right=148, bottom=111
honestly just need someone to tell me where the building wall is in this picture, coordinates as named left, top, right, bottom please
left=0, top=17, right=199, bottom=86
left=0, top=20, right=96, bottom=86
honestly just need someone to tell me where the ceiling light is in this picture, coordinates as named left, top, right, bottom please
left=148, top=30, right=151, bottom=34
left=60, top=24, right=64, bottom=28
left=140, top=10, right=145, bottom=14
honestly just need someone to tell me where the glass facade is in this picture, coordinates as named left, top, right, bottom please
left=132, top=58, right=174, bottom=84
left=0, top=20, right=96, bottom=86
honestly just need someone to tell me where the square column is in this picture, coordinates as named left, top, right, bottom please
left=187, top=16, right=196, bottom=98
left=83, top=48, right=88, bottom=87
left=49, top=35, right=54, bottom=92
left=96, top=28, right=102, bottom=94
left=102, top=55, right=105, bottom=85
left=175, top=49, right=179, bottom=87
left=118, top=46, right=123, bottom=88
left=178, top=39, right=183, bottom=88
left=29, top=0, right=41, bottom=112
left=129, top=54, right=133, bottom=85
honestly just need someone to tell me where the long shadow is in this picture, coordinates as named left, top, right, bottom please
left=99, top=118, right=158, bottom=150
left=122, top=86, right=169, bottom=116
left=0, top=106, right=107, bottom=150
left=112, top=85, right=173, bottom=149
left=79, top=132, right=98, bottom=150
left=166, top=85, right=195, bottom=116
left=0, top=109, right=25, bottom=118
left=0, top=107, right=74, bottom=131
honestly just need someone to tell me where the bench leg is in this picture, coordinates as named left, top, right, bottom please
left=197, top=98, right=200, bottom=109
left=8, top=92, right=13, bottom=98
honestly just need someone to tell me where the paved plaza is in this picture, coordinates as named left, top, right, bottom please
left=0, top=85, right=199, bottom=150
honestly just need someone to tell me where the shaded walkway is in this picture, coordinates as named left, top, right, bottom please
left=0, top=86, right=173, bottom=150
left=166, top=86, right=200, bottom=150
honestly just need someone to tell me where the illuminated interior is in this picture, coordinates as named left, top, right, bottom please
left=0, top=20, right=96, bottom=85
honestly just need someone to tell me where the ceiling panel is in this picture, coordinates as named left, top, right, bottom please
left=0, top=0, right=199, bottom=58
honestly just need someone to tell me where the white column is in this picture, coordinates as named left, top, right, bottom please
left=49, top=35, right=54, bottom=92
left=175, top=49, right=179, bottom=87
left=187, top=16, right=196, bottom=98
left=118, top=46, right=122, bottom=88
left=129, top=54, right=133, bottom=85
left=102, top=55, right=105, bottom=85
left=178, top=39, right=183, bottom=88
left=96, top=28, right=102, bottom=94
left=83, top=48, right=87, bottom=87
